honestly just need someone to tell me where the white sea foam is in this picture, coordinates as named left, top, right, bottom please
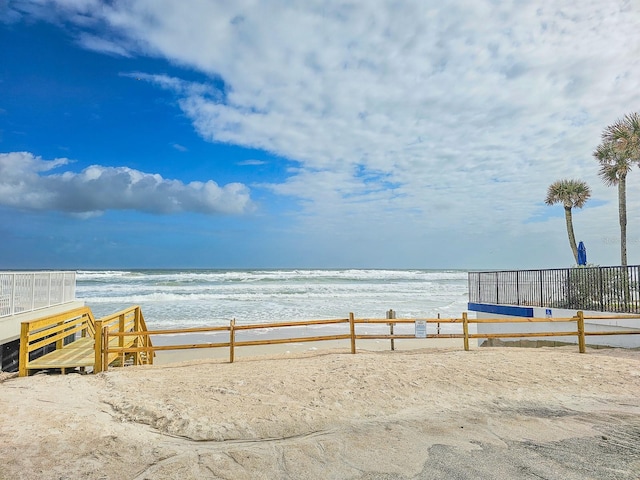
left=76, top=269, right=470, bottom=331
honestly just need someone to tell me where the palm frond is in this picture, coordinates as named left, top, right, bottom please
left=601, top=112, right=640, bottom=162
left=545, top=179, right=591, bottom=208
left=598, top=162, right=622, bottom=187
left=593, top=142, right=615, bottom=163
left=593, top=139, right=632, bottom=186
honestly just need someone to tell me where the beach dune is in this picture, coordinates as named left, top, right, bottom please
left=1, top=346, right=639, bottom=479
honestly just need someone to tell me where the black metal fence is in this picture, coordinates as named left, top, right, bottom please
left=468, top=266, right=640, bottom=314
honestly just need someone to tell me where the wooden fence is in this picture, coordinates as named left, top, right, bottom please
left=100, top=310, right=640, bottom=371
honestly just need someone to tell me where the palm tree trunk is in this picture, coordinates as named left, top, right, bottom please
left=619, top=175, right=627, bottom=266
left=564, top=206, right=578, bottom=264
left=618, top=175, right=630, bottom=306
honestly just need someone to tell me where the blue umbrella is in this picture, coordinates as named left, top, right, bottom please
left=577, top=241, right=587, bottom=266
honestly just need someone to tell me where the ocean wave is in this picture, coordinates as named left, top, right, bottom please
left=76, top=269, right=468, bottom=284
left=79, top=286, right=467, bottom=303
left=78, top=268, right=471, bottom=329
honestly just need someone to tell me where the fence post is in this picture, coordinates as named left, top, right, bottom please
left=133, top=308, right=140, bottom=366
left=31, top=273, right=35, bottom=312
left=599, top=268, right=604, bottom=311
left=577, top=311, right=586, bottom=353
left=141, top=310, right=153, bottom=365
left=10, top=273, right=16, bottom=316
left=229, top=319, right=235, bottom=363
left=463, top=312, right=469, bottom=351
left=349, top=312, right=356, bottom=354
left=56, top=317, right=65, bottom=350
left=539, top=270, right=543, bottom=307
left=117, top=313, right=126, bottom=366
left=103, top=328, right=110, bottom=372
left=387, top=309, right=395, bottom=351
left=94, top=319, right=103, bottom=373
left=19, top=322, right=29, bottom=377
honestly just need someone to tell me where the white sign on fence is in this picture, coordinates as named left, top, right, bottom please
left=415, top=320, right=427, bottom=338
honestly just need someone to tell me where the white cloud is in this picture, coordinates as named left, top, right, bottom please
left=171, top=143, right=188, bottom=152
left=10, top=0, right=640, bottom=265
left=237, top=160, right=266, bottom=166
left=0, top=152, right=253, bottom=216
left=77, top=32, right=131, bottom=57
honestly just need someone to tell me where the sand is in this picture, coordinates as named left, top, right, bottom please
left=1, top=344, right=639, bottom=479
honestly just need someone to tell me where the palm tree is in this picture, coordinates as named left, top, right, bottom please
left=594, top=112, right=640, bottom=266
left=594, top=141, right=632, bottom=266
left=545, top=179, right=591, bottom=264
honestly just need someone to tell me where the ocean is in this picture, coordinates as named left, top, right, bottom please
left=76, top=269, right=470, bottom=333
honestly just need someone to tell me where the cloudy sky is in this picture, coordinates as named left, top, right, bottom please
left=1, top=0, right=639, bottom=270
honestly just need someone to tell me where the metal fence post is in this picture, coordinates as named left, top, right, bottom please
left=30, top=273, right=35, bottom=312
left=539, top=270, right=543, bottom=307
left=11, top=273, right=16, bottom=316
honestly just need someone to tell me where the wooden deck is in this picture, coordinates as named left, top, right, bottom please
left=19, top=305, right=153, bottom=376
left=27, top=337, right=95, bottom=371
left=26, top=337, right=140, bottom=372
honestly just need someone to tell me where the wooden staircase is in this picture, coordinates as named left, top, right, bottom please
left=19, top=305, right=153, bottom=376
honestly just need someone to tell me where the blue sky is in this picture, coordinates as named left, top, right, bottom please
left=1, top=0, right=640, bottom=270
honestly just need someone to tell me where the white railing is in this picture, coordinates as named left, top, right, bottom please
left=0, top=271, right=76, bottom=317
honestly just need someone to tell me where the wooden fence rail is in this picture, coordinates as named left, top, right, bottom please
left=100, top=310, right=640, bottom=371
left=21, top=306, right=640, bottom=375
left=104, top=317, right=353, bottom=368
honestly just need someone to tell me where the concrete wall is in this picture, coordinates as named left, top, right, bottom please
left=468, top=303, right=640, bottom=349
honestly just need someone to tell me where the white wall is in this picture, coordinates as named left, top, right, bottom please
left=473, top=305, right=640, bottom=349
left=0, top=301, right=85, bottom=344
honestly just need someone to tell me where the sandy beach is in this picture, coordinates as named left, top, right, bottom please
left=1, top=344, right=639, bottom=479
